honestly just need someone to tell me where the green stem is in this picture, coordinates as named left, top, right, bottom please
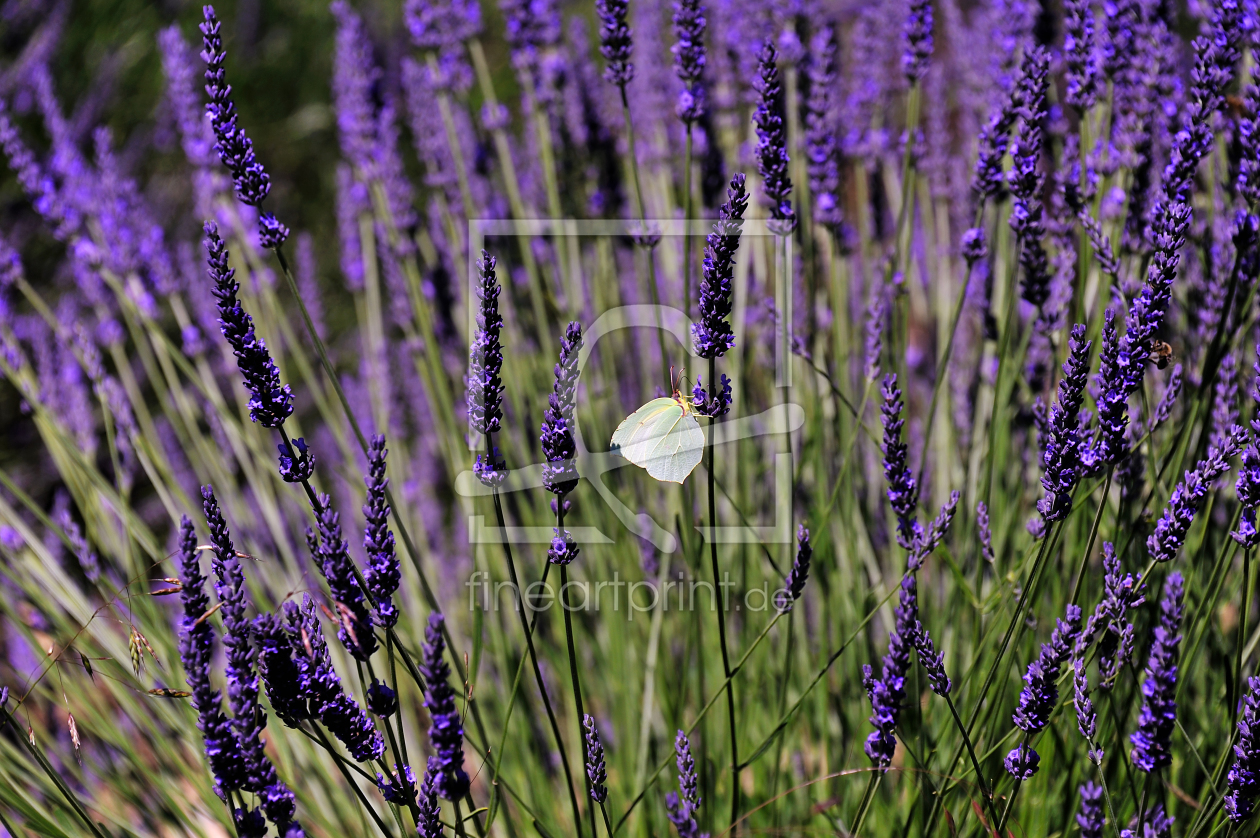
left=560, top=502, right=599, bottom=838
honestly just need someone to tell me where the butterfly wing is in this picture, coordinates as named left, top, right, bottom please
left=611, top=398, right=705, bottom=484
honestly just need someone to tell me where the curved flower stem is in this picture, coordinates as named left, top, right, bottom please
left=705, top=354, right=740, bottom=830
left=943, top=693, right=1000, bottom=830
left=849, top=771, right=883, bottom=837
left=559, top=520, right=599, bottom=838
left=309, top=723, right=394, bottom=838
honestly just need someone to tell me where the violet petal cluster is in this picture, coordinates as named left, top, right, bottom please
left=880, top=374, right=920, bottom=550
left=204, top=222, right=293, bottom=428
left=421, top=613, right=469, bottom=800
left=863, top=574, right=918, bottom=766
left=362, top=435, right=400, bottom=628
left=1078, top=782, right=1106, bottom=838
left=1130, top=573, right=1185, bottom=773
left=1226, top=675, right=1260, bottom=822
left=176, top=515, right=244, bottom=795
left=670, top=0, right=705, bottom=122
left=1004, top=604, right=1082, bottom=778
left=284, top=596, right=385, bottom=762
left=417, top=758, right=445, bottom=837
left=753, top=41, right=795, bottom=235
left=254, top=612, right=311, bottom=729
left=666, top=730, right=701, bottom=838
left=1007, top=47, right=1051, bottom=310
left=913, top=621, right=950, bottom=696
left=1037, top=324, right=1092, bottom=524
left=900, top=0, right=933, bottom=83
left=693, top=172, right=748, bottom=359
left=310, top=496, right=377, bottom=660
left=803, top=26, right=843, bottom=231
left=541, top=322, right=582, bottom=496
left=1148, top=427, right=1244, bottom=563
left=779, top=524, right=811, bottom=609
left=583, top=714, right=608, bottom=803
left=595, top=0, right=634, bottom=87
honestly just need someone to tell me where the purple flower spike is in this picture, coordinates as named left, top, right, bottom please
left=204, top=222, right=293, bottom=428
left=583, top=715, right=608, bottom=803
left=596, top=0, right=634, bottom=87
left=176, top=515, right=243, bottom=795
left=779, top=525, right=812, bottom=609
left=1073, top=655, right=1096, bottom=742
left=468, top=251, right=505, bottom=441
left=277, top=438, right=314, bottom=483
left=1148, top=427, right=1245, bottom=563
left=666, top=730, right=701, bottom=837
left=1064, top=0, right=1099, bottom=112
left=901, top=0, right=933, bottom=83
left=693, top=173, right=748, bottom=359
left=977, top=502, right=995, bottom=564
left=753, top=41, right=795, bottom=235
left=310, top=497, right=377, bottom=660
left=1006, top=604, right=1082, bottom=777
left=542, top=322, right=583, bottom=497
left=671, top=0, right=705, bottom=122
left=1077, top=782, right=1106, bottom=837
left=1226, top=675, right=1260, bottom=822
left=254, top=612, right=311, bottom=729
left=202, top=4, right=285, bottom=245
left=863, top=574, right=919, bottom=766
left=202, top=486, right=298, bottom=830
left=284, top=596, right=384, bottom=762
left=405, top=0, right=481, bottom=51
left=803, top=26, right=842, bottom=231
left=1037, top=324, right=1092, bottom=525
left=362, top=435, right=400, bottom=628
left=417, top=758, right=444, bottom=837
left=376, top=763, right=417, bottom=806
left=881, top=374, right=920, bottom=550
left=1130, top=573, right=1185, bottom=772
left=1008, top=47, right=1051, bottom=310
left=1233, top=443, right=1260, bottom=549
left=913, top=622, right=950, bottom=696
left=421, top=613, right=469, bottom=800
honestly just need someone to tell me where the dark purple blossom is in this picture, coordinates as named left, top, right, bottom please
left=583, top=714, right=608, bottom=803
left=417, top=758, right=445, bottom=836
left=977, top=502, right=995, bottom=564
left=542, top=322, right=582, bottom=497
left=596, top=0, right=634, bottom=87
left=666, top=730, right=701, bottom=837
left=362, top=435, right=400, bottom=628
left=310, top=498, right=377, bottom=660
left=753, top=41, right=795, bottom=235
left=691, top=374, right=732, bottom=418
left=1064, top=0, right=1099, bottom=111
left=1148, top=427, right=1245, bottom=563
left=284, top=596, right=384, bottom=762
left=803, top=26, right=842, bottom=231
left=671, top=0, right=705, bottom=121
left=1005, top=604, right=1082, bottom=777
left=863, top=574, right=918, bottom=766
left=277, top=438, right=314, bottom=483
left=203, top=222, right=293, bottom=427
left=901, top=0, right=933, bottom=83
left=1226, top=675, right=1260, bottom=822
left=421, top=613, right=468, bottom=799
left=693, top=173, right=748, bottom=359
left=1078, top=782, right=1106, bottom=837
left=468, top=251, right=504, bottom=458
left=1073, top=655, right=1096, bottom=742
left=254, top=612, right=311, bottom=729
left=1007, top=47, right=1051, bottom=309
left=881, top=374, right=920, bottom=550
left=1130, top=573, right=1185, bottom=772
left=176, top=515, right=243, bottom=795
left=405, top=0, right=482, bottom=51
left=377, top=763, right=417, bottom=806
left=203, top=486, right=298, bottom=829
left=913, top=622, right=950, bottom=696
left=1233, top=444, right=1260, bottom=549
left=961, top=228, right=987, bottom=264
left=1037, top=324, right=1091, bottom=524
left=367, top=680, right=398, bottom=717
left=779, top=525, right=811, bottom=609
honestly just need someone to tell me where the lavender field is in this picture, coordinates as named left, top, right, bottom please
left=0, top=0, right=1256, bottom=835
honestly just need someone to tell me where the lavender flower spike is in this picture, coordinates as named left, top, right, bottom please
left=201, top=5, right=287, bottom=246
left=583, top=715, right=608, bottom=803
left=421, top=613, right=469, bottom=800
left=913, top=622, right=950, bottom=696
left=779, top=524, right=812, bottom=610
left=469, top=250, right=505, bottom=486
left=881, top=374, right=920, bottom=550
left=203, top=486, right=299, bottom=830
left=596, top=0, right=634, bottom=87
left=671, top=0, right=706, bottom=122
left=1064, top=0, right=1099, bottom=112
left=1226, top=675, right=1260, bottom=822
left=1130, top=573, right=1185, bottom=772
left=1235, top=443, right=1260, bottom=549
left=803, top=26, right=842, bottom=231
left=666, top=730, right=701, bottom=838
left=693, top=173, right=748, bottom=359
left=204, top=222, right=293, bottom=428
left=1073, top=655, right=1096, bottom=743
left=311, top=496, right=377, bottom=660
left=362, top=435, right=400, bottom=628
left=285, top=597, right=384, bottom=762
left=254, top=612, right=311, bottom=728
left=1004, top=604, right=1082, bottom=778
left=977, top=502, right=995, bottom=564
left=417, top=758, right=445, bottom=837
left=1078, top=782, right=1106, bottom=838
left=176, top=515, right=243, bottom=795
left=1038, top=324, right=1092, bottom=525
left=863, top=575, right=919, bottom=766
left=753, top=41, right=795, bottom=235
left=542, top=322, right=582, bottom=497
left=901, top=0, right=933, bottom=83
left=1148, top=426, right=1245, bottom=563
